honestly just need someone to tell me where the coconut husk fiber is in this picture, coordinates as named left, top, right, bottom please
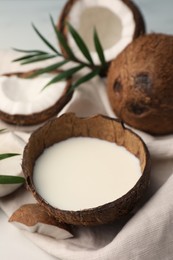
left=107, top=33, right=173, bottom=135
left=22, top=113, right=151, bottom=226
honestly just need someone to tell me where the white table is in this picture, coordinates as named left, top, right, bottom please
left=0, top=0, right=172, bottom=259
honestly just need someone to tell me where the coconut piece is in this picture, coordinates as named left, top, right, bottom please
left=22, top=113, right=151, bottom=226
left=107, top=33, right=173, bottom=135
left=58, top=0, right=145, bottom=67
left=0, top=131, right=25, bottom=197
left=9, top=203, right=73, bottom=240
left=0, top=70, right=73, bottom=126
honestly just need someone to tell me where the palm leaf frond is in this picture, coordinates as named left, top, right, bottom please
left=67, top=23, right=94, bottom=65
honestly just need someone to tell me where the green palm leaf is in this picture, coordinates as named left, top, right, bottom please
left=13, top=17, right=108, bottom=92
left=50, top=16, right=75, bottom=59
left=94, top=29, right=106, bottom=67
left=13, top=48, right=48, bottom=54
left=13, top=53, right=43, bottom=62
left=0, top=175, right=25, bottom=184
left=43, top=64, right=85, bottom=90
left=69, top=68, right=100, bottom=92
left=29, top=60, right=69, bottom=78
left=67, top=23, right=94, bottom=65
left=0, top=153, right=20, bottom=160
left=21, top=54, right=57, bottom=65
left=32, top=23, right=61, bottom=55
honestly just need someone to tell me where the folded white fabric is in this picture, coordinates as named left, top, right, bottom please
left=0, top=49, right=173, bottom=260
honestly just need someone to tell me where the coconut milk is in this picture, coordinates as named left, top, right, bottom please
left=33, top=137, right=142, bottom=211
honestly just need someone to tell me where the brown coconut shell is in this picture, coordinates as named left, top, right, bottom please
left=9, top=203, right=60, bottom=227
left=107, top=33, right=173, bottom=135
left=22, top=113, right=151, bottom=226
left=0, top=70, right=73, bottom=126
left=9, top=203, right=71, bottom=233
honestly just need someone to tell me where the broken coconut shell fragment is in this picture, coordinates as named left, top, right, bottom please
left=107, top=33, right=173, bottom=135
left=0, top=70, right=73, bottom=126
left=9, top=203, right=72, bottom=239
left=58, top=0, right=145, bottom=69
left=22, top=113, right=151, bottom=226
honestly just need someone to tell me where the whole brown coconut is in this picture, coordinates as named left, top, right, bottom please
left=107, top=33, right=173, bottom=135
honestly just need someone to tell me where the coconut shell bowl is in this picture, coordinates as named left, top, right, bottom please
left=22, top=113, right=151, bottom=226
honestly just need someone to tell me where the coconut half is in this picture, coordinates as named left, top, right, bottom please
left=0, top=70, right=73, bottom=126
left=22, top=113, right=151, bottom=226
left=58, top=0, right=145, bottom=66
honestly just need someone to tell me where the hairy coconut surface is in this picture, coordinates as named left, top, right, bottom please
left=0, top=70, right=73, bottom=126
left=58, top=0, right=145, bottom=68
left=107, top=33, right=173, bottom=135
left=22, top=113, right=150, bottom=226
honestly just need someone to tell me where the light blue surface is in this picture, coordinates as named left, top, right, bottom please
left=0, top=0, right=173, bottom=50
left=0, top=0, right=66, bottom=49
left=134, top=0, right=173, bottom=34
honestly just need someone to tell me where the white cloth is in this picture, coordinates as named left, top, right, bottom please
left=0, top=50, right=173, bottom=260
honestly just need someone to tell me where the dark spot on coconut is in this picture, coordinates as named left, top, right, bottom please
left=128, top=102, right=149, bottom=115
left=134, top=73, right=152, bottom=94
left=113, top=80, right=122, bottom=92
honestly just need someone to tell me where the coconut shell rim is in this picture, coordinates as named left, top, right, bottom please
left=22, top=113, right=151, bottom=226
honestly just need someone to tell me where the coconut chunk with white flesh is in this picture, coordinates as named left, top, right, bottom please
left=0, top=72, right=72, bottom=126
left=0, top=75, right=66, bottom=115
left=58, top=0, right=145, bottom=65
left=9, top=204, right=73, bottom=240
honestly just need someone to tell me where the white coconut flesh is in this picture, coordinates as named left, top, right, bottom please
left=13, top=222, right=72, bottom=240
left=0, top=75, right=67, bottom=115
left=67, top=0, right=135, bottom=64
